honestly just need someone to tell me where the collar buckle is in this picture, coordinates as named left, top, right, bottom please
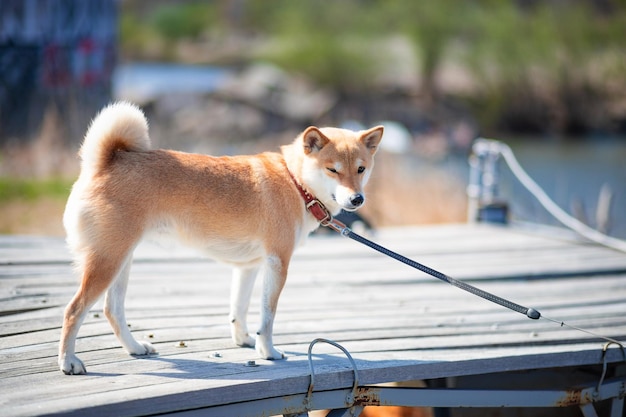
left=306, top=199, right=332, bottom=225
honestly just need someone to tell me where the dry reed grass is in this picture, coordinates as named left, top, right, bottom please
left=0, top=197, right=66, bottom=235
left=0, top=108, right=80, bottom=178
left=362, top=152, right=468, bottom=228
left=0, top=108, right=78, bottom=235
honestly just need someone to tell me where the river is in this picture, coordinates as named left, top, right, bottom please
left=462, top=138, right=626, bottom=239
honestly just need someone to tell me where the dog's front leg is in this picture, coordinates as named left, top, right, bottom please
left=255, top=255, right=287, bottom=360
left=229, top=266, right=258, bottom=347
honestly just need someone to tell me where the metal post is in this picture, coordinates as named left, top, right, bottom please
left=466, top=151, right=481, bottom=223
left=469, top=139, right=509, bottom=224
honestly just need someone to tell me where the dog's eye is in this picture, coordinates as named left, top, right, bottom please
left=326, top=167, right=338, bottom=174
left=357, top=166, right=365, bottom=174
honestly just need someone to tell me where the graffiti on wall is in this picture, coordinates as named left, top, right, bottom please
left=0, top=0, right=117, bottom=142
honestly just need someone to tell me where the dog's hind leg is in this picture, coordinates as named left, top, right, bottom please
left=59, top=251, right=128, bottom=375
left=104, top=254, right=156, bottom=356
left=58, top=284, right=100, bottom=374
left=229, top=266, right=258, bottom=347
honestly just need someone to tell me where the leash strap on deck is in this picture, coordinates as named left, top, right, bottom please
left=325, top=219, right=541, bottom=320
left=325, top=219, right=626, bottom=349
left=290, top=167, right=624, bottom=346
left=540, top=315, right=625, bottom=346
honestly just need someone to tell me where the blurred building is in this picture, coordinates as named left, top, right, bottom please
left=0, top=0, right=117, bottom=144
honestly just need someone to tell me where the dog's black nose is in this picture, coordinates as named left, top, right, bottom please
left=350, top=193, right=364, bottom=207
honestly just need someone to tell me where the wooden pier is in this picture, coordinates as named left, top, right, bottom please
left=1, top=223, right=625, bottom=416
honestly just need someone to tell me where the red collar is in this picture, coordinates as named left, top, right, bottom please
left=286, top=169, right=333, bottom=225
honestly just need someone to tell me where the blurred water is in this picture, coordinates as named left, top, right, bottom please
left=112, top=63, right=230, bottom=103
left=475, top=139, right=626, bottom=239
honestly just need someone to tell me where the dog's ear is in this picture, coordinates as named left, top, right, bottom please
left=302, top=126, right=329, bottom=154
left=360, top=125, right=384, bottom=155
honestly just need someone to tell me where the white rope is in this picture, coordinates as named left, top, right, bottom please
left=480, top=139, right=626, bottom=253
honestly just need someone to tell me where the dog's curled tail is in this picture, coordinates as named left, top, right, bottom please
left=79, top=101, right=150, bottom=176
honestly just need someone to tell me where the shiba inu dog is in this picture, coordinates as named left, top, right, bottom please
left=58, top=102, right=383, bottom=374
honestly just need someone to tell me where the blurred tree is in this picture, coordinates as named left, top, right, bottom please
left=385, top=1, right=468, bottom=104
left=252, top=0, right=384, bottom=94
left=149, top=3, right=217, bottom=41
left=116, top=0, right=626, bottom=135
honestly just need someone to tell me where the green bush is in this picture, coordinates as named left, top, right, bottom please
left=255, top=1, right=384, bottom=92
left=0, top=178, right=72, bottom=202
left=118, top=0, right=626, bottom=133
left=149, top=3, right=216, bottom=41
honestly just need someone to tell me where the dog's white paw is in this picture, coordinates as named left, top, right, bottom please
left=231, top=318, right=256, bottom=348
left=234, top=333, right=256, bottom=348
left=59, top=354, right=87, bottom=375
left=128, top=341, right=157, bottom=356
left=256, top=344, right=285, bottom=360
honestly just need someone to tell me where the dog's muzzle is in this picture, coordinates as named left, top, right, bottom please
left=342, top=193, right=364, bottom=211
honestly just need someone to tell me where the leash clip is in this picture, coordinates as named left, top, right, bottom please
left=326, top=218, right=349, bottom=235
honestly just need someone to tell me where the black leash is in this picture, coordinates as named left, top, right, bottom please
left=326, top=220, right=541, bottom=320
left=324, top=220, right=626, bottom=347
left=287, top=167, right=623, bottom=346
left=325, top=220, right=626, bottom=346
